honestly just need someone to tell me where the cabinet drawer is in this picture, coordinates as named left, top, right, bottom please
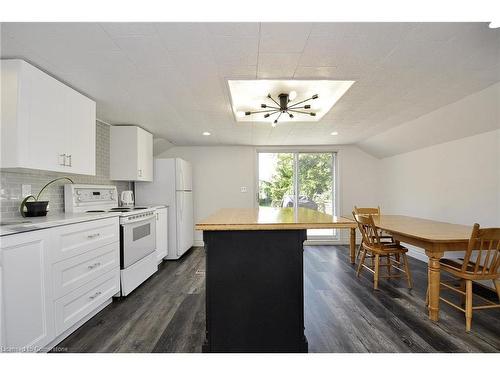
left=52, top=242, right=119, bottom=299
left=54, top=268, right=119, bottom=336
left=53, top=217, right=119, bottom=262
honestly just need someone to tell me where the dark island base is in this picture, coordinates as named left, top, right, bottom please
left=202, top=229, right=308, bottom=353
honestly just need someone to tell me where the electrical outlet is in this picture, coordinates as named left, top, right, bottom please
left=22, top=184, right=31, bottom=198
left=240, top=186, right=248, bottom=193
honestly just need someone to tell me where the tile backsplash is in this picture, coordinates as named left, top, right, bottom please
left=0, top=121, right=131, bottom=219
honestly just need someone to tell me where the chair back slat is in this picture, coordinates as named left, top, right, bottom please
left=462, top=223, right=500, bottom=276
left=354, top=206, right=381, bottom=216
left=352, top=212, right=382, bottom=248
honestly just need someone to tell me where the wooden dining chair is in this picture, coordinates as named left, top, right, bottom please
left=353, top=206, right=394, bottom=262
left=434, top=223, right=500, bottom=332
left=353, top=212, right=413, bottom=290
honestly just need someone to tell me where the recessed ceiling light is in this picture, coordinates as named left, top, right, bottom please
left=489, top=21, right=500, bottom=28
left=202, top=131, right=211, bottom=136
left=330, top=131, right=339, bottom=136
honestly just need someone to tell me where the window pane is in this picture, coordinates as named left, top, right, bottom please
left=297, top=153, right=335, bottom=238
left=258, top=153, right=294, bottom=208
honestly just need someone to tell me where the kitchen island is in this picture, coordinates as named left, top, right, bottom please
left=195, top=207, right=357, bottom=353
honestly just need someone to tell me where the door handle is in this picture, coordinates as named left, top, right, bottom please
left=89, top=291, right=102, bottom=300
left=59, top=154, right=67, bottom=166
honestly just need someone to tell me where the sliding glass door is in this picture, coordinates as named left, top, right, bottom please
left=258, top=151, right=338, bottom=240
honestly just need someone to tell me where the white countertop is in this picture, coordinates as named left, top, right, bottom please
left=0, top=211, right=122, bottom=237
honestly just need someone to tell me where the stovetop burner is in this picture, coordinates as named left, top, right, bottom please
left=86, top=210, right=106, bottom=213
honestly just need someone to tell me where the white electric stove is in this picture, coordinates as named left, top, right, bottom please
left=64, top=184, right=158, bottom=296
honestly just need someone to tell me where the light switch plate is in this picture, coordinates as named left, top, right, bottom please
left=22, top=184, right=31, bottom=198
left=240, top=186, right=248, bottom=193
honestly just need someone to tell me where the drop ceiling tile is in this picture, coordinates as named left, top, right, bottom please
left=204, top=22, right=260, bottom=37
left=260, top=22, right=313, bottom=53
left=101, top=22, right=157, bottom=37
left=2, top=23, right=117, bottom=49
left=404, top=22, right=486, bottom=43
left=217, top=64, right=257, bottom=79
left=209, top=35, right=259, bottom=65
left=113, top=35, right=175, bottom=67
left=155, top=23, right=212, bottom=54
left=257, top=66, right=296, bottom=79
left=294, top=66, right=338, bottom=78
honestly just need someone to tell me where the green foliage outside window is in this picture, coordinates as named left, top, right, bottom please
left=259, top=153, right=333, bottom=212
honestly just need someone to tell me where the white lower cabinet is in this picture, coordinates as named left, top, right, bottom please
left=0, top=217, right=120, bottom=352
left=0, top=230, right=54, bottom=351
left=54, top=268, right=119, bottom=335
left=155, top=207, right=168, bottom=262
left=52, top=242, right=119, bottom=299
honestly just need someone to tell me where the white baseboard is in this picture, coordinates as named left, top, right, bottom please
left=194, top=240, right=204, bottom=247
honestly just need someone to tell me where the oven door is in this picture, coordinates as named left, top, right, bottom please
left=121, top=216, right=156, bottom=269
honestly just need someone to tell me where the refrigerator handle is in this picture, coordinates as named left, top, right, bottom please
left=179, top=192, right=183, bottom=222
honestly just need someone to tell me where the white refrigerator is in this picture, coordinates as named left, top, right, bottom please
left=135, top=158, right=194, bottom=260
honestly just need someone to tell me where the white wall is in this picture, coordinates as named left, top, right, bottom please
left=380, top=129, right=500, bottom=261
left=158, top=145, right=381, bottom=245
left=158, top=146, right=256, bottom=245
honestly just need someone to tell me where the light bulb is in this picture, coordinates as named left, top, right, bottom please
left=289, top=90, right=297, bottom=101
left=202, top=131, right=211, bottom=136
left=489, top=21, right=500, bottom=28
left=330, top=131, right=338, bottom=136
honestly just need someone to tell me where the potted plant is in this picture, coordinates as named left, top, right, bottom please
left=20, top=177, right=74, bottom=217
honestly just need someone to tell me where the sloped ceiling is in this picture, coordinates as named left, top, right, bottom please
left=358, top=82, right=500, bottom=158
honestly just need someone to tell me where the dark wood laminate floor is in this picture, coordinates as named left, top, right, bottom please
left=53, top=245, right=500, bottom=353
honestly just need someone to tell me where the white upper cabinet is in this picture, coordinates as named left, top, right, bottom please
left=0, top=60, right=96, bottom=175
left=110, top=126, right=153, bottom=181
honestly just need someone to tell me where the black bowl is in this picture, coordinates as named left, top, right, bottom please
left=25, top=201, right=49, bottom=217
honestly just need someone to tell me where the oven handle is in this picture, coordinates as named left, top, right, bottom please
left=120, top=215, right=156, bottom=226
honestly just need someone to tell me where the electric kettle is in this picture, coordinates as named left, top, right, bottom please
left=120, top=190, right=134, bottom=207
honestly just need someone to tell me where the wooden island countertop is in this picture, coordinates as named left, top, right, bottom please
left=195, top=207, right=357, bottom=231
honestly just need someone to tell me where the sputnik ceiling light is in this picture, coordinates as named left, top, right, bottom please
left=243, top=91, right=319, bottom=127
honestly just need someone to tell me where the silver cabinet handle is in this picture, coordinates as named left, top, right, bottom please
left=67, top=154, right=72, bottom=167
left=138, top=169, right=142, bottom=177
left=87, top=262, right=101, bottom=270
left=87, top=233, right=101, bottom=239
left=59, top=154, right=67, bottom=166
left=89, top=291, right=102, bottom=300
left=156, top=213, right=159, bottom=221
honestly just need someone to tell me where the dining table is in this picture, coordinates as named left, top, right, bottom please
left=358, top=215, right=473, bottom=322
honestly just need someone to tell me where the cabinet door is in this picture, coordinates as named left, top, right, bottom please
left=155, top=208, right=168, bottom=261
left=26, top=64, right=67, bottom=172
left=1, top=231, right=55, bottom=351
left=65, top=88, right=96, bottom=175
left=137, top=128, right=153, bottom=181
